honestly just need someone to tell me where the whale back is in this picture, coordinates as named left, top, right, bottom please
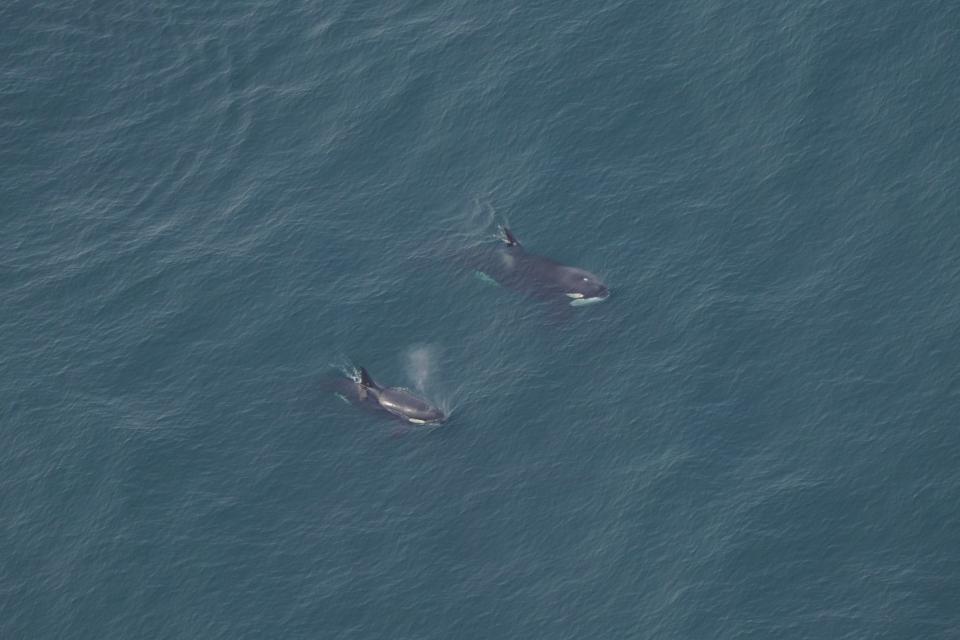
left=377, top=387, right=444, bottom=423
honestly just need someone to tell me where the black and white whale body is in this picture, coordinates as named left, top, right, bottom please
left=472, top=226, right=609, bottom=306
left=330, top=367, right=445, bottom=425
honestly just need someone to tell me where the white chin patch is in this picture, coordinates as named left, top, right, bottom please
left=569, top=296, right=607, bottom=307
left=565, top=293, right=584, bottom=299
left=407, top=418, right=427, bottom=424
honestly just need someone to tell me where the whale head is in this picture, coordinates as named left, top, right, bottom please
left=558, top=267, right=609, bottom=305
left=376, top=387, right=446, bottom=425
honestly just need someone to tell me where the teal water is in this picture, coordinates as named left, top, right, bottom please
left=3, top=1, right=960, bottom=638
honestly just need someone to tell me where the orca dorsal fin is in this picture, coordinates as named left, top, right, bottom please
left=499, top=225, right=521, bottom=247
left=358, top=367, right=378, bottom=389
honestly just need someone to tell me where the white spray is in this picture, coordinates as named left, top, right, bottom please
left=401, top=344, right=459, bottom=420
left=404, top=344, right=436, bottom=392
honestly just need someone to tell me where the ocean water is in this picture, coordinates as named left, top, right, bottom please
left=3, top=0, right=960, bottom=638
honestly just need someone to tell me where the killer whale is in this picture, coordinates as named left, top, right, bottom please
left=471, top=226, right=609, bottom=306
left=330, top=367, right=445, bottom=425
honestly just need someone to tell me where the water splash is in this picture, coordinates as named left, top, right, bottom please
left=401, top=344, right=462, bottom=422
left=329, top=354, right=360, bottom=383
left=476, top=197, right=510, bottom=244
left=404, top=344, right=436, bottom=392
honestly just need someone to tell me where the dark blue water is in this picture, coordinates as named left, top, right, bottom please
left=4, top=1, right=960, bottom=637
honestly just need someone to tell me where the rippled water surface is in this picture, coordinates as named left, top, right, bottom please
left=3, top=1, right=960, bottom=638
